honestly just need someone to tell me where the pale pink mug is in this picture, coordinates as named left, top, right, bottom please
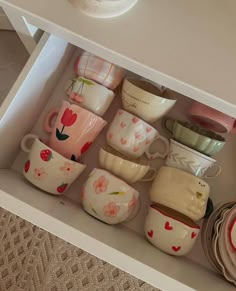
left=44, top=101, right=107, bottom=160
left=189, top=101, right=236, bottom=134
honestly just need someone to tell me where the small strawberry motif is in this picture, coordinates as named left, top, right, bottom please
left=24, top=160, right=30, bottom=173
left=57, top=183, right=68, bottom=193
left=147, top=230, right=153, bottom=238
left=81, top=141, right=92, bottom=154
left=40, top=149, right=53, bottom=161
left=172, top=246, right=181, bottom=252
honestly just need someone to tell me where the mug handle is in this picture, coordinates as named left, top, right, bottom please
left=21, top=134, right=37, bottom=153
left=161, top=117, right=175, bottom=137
left=145, top=135, right=170, bottom=160
left=231, top=120, right=236, bottom=134
left=140, top=168, right=157, bottom=182
left=203, top=164, right=222, bottom=179
left=44, top=108, right=60, bottom=133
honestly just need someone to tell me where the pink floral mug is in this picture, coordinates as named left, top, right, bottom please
left=81, top=168, right=140, bottom=225
left=21, top=134, right=86, bottom=195
left=44, top=101, right=107, bottom=160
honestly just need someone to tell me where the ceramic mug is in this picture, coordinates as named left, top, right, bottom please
left=145, top=204, right=200, bottom=256
left=162, top=117, right=225, bottom=156
left=81, top=168, right=140, bottom=225
left=106, top=109, right=170, bottom=159
left=44, top=101, right=107, bottom=161
left=189, top=101, right=236, bottom=134
left=166, top=139, right=222, bottom=178
left=65, top=76, right=115, bottom=116
left=74, top=51, right=125, bottom=90
left=21, top=134, right=86, bottom=195
left=149, top=166, right=210, bottom=221
left=99, top=146, right=157, bottom=184
left=121, top=79, right=176, bottom=123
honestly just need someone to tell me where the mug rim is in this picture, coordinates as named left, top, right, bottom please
left=117, top=109, right=158, bottom=132
left=170, top=139, right=217, bottom=162
left=62, top=101, right=107, bottom=123
left=160, top=166, right=210, bottom=186
left=123, top=78, right=176, bottom=102
left=150, top=204, right=200, bottom=229
left=100, top=146, right=149, bottom=167
left=176, top=120, right=225, bottom=142
left=90, top=168, right=139, bottom=192
left=33, top=137, right=86, bottom=168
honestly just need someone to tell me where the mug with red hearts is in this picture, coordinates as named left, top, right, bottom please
left=106, top=109, right=169, bottom=159
left=44, top=101, right=107, bottom=160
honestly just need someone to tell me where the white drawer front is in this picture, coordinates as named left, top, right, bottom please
left=0, top=33, right=235, bottom=291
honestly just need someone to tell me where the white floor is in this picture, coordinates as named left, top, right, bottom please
left=0, top=30, right=29, bottom=105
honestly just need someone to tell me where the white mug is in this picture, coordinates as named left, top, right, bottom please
left=166, top=139, right=221, bottom=178
left=106, top=109, right=169, bottom=159
left=65, top=76, right=115, bottom=116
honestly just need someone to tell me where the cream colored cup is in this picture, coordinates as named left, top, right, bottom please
left=145, top=204, right=200, bottom=256
left=121, top=79, right=176, bottom=123
left=65, top=76, right=115, bottom=116
left=106, top=109, right=169, bottom=160
left=166, top=139, right=222, bottom=178
left=81, top=168, right=140, bottom=225
left=21, top=134, right=86, bottom=195
left=149, top=166, right=210, bottom=221
left=99, top=146, right=157, bottom=184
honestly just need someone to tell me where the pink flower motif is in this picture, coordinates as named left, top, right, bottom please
left=81, top=186, right=85, bottom=201
left=103, top=202, right=120, bottom=217
left=34, top=168, right=48, bottom=180
left=93, top=175, right=109, bottom=194
left=128, top=194, right=137, bottom=210
left=60, top=161, right=76, bottom=175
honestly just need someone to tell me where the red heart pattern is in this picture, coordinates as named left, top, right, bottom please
left=120, top=138, right=127, bottom=145
left=118, top=110, right=123, bottom=116
left=172, top=246, right=181, bottom=252
left=135, top=132, right=141, bottom=139
left=133, top=146, right=139, bottom=152
left=108, top=132, right=113, bottom=139
left=145, top=139, right=151, bottom=145
left=132, top=117, right=139, bottom=124
left=165, top=221, right=173, bottom=231
left=191, top=232, right=197, bottom=239
left=120, top=122, right=126, bottom=128
left=147, top=230, right=153, bottom=238
left=146, top=127, right=152, bottom=133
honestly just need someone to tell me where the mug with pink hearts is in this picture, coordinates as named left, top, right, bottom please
left=106, top=109, right=169, bottom=159
left=44, top=101, right=107, bottom=161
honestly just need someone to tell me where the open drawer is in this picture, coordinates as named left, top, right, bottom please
left=0, top=33, right=235, bottom=291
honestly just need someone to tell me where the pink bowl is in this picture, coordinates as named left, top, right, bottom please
left=189, top=101, right=236, bottom=134
left=74, top=51, right=125, bottom=90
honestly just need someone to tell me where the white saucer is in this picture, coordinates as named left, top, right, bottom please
left=72, top=0, right=138, bottom=18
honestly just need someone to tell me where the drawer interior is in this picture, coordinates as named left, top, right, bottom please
left=0, top=34, right=235, bottom=291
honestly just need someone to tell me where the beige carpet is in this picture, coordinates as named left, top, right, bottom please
left=0, top=208, right=157, bottom=291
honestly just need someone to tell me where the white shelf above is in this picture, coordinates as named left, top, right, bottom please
left=1, top=0, right=236, bottom=116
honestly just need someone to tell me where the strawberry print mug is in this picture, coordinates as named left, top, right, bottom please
left=21, top=134, right=86, bottom=195
left=145, top=204, right=200, bottom=256
left=106, top=109, right=170, bottom=159
left=81, top=168, right=140, bottom=225
left=44, top=101, right=107, bottom=160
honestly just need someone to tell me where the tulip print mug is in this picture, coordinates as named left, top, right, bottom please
left=106, top=109, right=169, bottom=159
left=44, top=101, right=107, bottom=160
left=81, top=168, right=140, bottom=225
left=21, top=134, right=86, bottom=195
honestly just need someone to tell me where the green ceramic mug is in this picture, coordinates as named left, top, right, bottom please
left=162, top=117, right=225, bottom=156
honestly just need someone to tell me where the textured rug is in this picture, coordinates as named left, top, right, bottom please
left=0, top=208, right=158, bottom=291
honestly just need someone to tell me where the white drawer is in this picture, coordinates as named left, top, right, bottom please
left=0, top=33, right=235, bottom=291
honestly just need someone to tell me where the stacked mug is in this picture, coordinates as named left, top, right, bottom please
left=145, top=104, right=227, bottom=256
left=81, top=79, right=176, bottom=225
left=20, top=51, right=127, bottom=196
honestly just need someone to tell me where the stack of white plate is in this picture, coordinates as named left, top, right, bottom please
left=201, top=201, right=236, bottom=286
left=70, top=0, right=138, bottom=18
